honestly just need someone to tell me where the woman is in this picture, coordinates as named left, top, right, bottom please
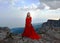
left=22, top=12, right=41, bottom=40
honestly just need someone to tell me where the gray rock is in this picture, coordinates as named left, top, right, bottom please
left=55, top=33, right=60, bottom=39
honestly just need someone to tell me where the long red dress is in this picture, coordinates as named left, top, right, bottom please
left=22, top=17, right=41, bottom=40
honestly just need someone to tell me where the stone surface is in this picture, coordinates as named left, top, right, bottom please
left=38, top=19, right=60, bottom=43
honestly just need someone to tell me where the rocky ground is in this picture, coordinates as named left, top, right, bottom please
left=0, top=32, right=60, bottom=43
left=0, top=26, right=60, bottom=43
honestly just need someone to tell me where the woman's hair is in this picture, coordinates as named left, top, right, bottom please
left=27, top=12, right=30, bottom=17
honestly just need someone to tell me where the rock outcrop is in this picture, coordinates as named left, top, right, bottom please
left=0, top=27, right=10, bottom=40
left=38, top=19, right=60, bottom=43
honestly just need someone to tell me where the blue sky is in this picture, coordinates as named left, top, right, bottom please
left=0, top=0, right=60, bottom=28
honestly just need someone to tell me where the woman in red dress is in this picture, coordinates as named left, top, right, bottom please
left=22, top=12, right=41, bottom=40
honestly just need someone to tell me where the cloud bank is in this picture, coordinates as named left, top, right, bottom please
left=40, top=0, right=60, bottom=9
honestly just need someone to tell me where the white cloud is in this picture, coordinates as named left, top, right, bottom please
left=40, top=0, right=60, bottom=9
left=22, top=3, right=38, bottom=10
left=0, top=0, right=38, bottom=10
left=43, top=3, right=50, bottom=10
left=56, top=8, right=60, bottom=10
left=9, top=0, right=19, bottom=7
left=37, top=2, right=40, bottom=5
left=1, top=0, right=60, bottom=10
left=31, top=3, right=37, bottom=9
left=15, top=3, right=38, bottom=11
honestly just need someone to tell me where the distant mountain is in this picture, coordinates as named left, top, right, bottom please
left=10, top=23, right=42, bottom=35
left=32, top=23, right=42, bottom=31
left=10, top=27, right=24, bottom=35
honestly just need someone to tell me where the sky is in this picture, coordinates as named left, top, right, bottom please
left=0, top=0, right=60, bottom=28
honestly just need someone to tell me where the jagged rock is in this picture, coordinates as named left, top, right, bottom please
left=38, top=19, right=60, bottom=43
left=0, top=27, right=10, bottom=41
left=55, top=33, right=60, bottom=39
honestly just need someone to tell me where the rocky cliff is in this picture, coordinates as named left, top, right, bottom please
left=38, top=19, right=60, bottom=43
